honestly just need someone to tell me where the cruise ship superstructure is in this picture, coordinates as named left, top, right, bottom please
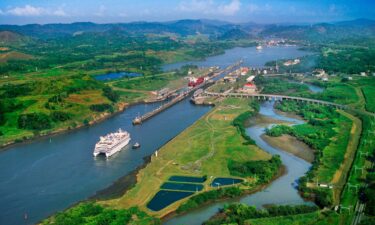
left=93, top=129, right=131, bottom=158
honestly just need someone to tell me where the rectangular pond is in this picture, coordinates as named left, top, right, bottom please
left=211, top=177, right=243, bottom=187
left=94, top=72, right=142, bottom=81
left=168, top=175, right=206, bottom=183
left=161, top=182, right=203, bottom=192
left=147, top=190, right=194, bottom=211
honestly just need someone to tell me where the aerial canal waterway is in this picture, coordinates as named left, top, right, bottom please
left=0, top=46, right=312, bottom=225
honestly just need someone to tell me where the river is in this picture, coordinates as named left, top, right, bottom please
left=162, top=46, right=312, bottom=71
left=0, top=46, right=312, bottom=225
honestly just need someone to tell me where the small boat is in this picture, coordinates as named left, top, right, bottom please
left=256, top=45, right=263, bottom=50
left=132, top=142, right=141, bottom=149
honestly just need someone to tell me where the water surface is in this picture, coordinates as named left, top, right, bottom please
left=163, top=46, right=311, bottom=71
left=0, top=45, right=312, bottom=225
left=94, top=72, right=142, bottom=81
left=0, top=100, right=211, bottom=225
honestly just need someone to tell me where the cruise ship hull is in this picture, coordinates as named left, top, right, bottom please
left=93, top=138, right=131, bottom=158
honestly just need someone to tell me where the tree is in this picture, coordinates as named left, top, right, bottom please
left=17, top=113, right=52, bottom=130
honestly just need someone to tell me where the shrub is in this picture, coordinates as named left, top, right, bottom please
left=102, top=86, right=119, bottom=102
left=51, top=111, right=71, bottom=122
left=89, top=104, right=113, bottom=112
left=233, top=111, right=257, bottom=145
left=228, top=155, right=282, bottom=184
left=18, top=113, right=52, bottom=130
left=177, top=187, right=243, bottom=213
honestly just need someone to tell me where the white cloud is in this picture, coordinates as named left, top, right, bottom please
left=53, top=8, right=67, bottom=17
left=94, top=5, right=106, bottom=17
left=7, top=5, right=45, bottom=16
left=178, top=0, right=241, bottom=16
left=3, top=5, right=68, bottom=17
left=217, top=0, right=240, bottom=16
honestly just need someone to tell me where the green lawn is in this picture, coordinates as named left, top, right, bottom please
left=362, top=85, right=375, bottom=113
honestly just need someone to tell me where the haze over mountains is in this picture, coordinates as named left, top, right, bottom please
left=1, top=18, right=375, bottom=45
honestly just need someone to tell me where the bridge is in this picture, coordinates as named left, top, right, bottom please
left=203, top=91, right=347, bottom=108
left=202, top=91, right=375, bottom=117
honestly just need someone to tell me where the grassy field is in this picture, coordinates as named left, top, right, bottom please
left=329, top=111, right=362, bottom=204
left=315, top=113, right=352, bottom=183
left=362, top=85, right=375, bottom=113
left=101, top=98, right=270, bottom=217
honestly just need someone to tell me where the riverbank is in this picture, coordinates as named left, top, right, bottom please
left=0, top=101, right=134, bottom=151
left=261, top=134, right=315, bottom=163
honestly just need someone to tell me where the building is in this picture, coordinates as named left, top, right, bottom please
left=240, top=83, right=257, bottom=93
left=283, top=59, right=301, bottom=66
left=240, top=67, right=250, bottom=76
left=313, top=69, right=326, bottom=78
left=246, top=75, right=255, bottom=82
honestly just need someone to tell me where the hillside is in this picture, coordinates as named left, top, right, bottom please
left=218, top=28, right=252, bottom=40
left=0, top=31, right=28, bottom=45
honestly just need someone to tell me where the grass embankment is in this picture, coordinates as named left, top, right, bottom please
left=101, top=98, right=271, bottom=217
left=362, top=85, right=375, bottom=113
left=339, top=114, right=375, bottom=225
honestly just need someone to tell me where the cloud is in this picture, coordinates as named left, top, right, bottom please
left=94, top=5, right=106, bottom=17
left=178, top=0, right=241, bottom=16
left=3, top=5, right=68, bottom=17
left=53, top=8, right=68, bottom=17
left=7, top=5, right=45, bottom=16
left=217, top=0, right=240, bottom=15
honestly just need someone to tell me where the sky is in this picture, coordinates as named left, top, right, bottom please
left=0, top=0, right=375, bottom=25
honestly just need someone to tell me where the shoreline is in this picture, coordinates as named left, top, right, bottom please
left=261, top=134, right=315, bottom=163
left=0, top=99, right=152, bottom=152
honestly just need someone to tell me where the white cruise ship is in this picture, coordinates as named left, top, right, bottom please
left=93, top=129, right=131, bottom=158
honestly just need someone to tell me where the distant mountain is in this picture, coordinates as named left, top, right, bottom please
left=335, top=18, right=375, bottom=27
left=0, top=18, right=374, bottom=43
left=260, top=19, right=375, bottom=43
left=218, top=28, right=252, bottom=40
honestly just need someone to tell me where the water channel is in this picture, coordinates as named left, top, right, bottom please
left=0, top=46, right=313, bottom=225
